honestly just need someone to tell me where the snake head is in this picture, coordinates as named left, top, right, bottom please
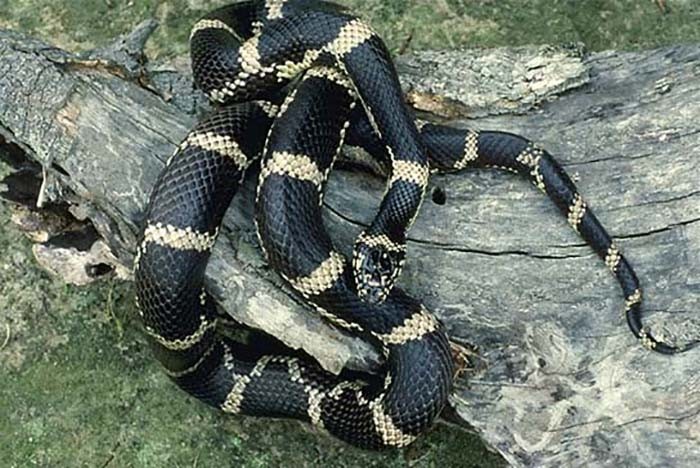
left=352, top=233, right=406, bottom=304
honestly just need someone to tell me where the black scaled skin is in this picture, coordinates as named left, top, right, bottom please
left=137, top=0, right=454, bottom=448
left=191, top=0, right=429, bottom=305
left=255, top=69, right=454, bottom=448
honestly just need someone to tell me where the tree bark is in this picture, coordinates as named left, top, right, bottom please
left=1, top=23, right=699, bottom=467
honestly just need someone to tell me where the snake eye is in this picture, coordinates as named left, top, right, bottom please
left=378, top=252, right=393, bottom=274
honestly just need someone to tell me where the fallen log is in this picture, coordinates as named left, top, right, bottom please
left=1, top=22, right=699, bottom=467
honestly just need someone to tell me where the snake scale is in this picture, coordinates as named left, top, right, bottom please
left=134, top=0, right=695, bottom=449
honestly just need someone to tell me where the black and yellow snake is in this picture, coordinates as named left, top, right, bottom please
left=134, top=0, right=695, bottom=449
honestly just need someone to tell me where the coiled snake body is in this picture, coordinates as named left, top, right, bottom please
left=135, top=0, right=694, bottom=449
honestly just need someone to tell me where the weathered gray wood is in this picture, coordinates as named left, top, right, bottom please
left=2, top=24, right=699, bottom=467
left=396, top=44, right=589, bottom=118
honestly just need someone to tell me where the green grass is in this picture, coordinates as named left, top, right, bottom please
left=0, top=0, right=698, bottom=58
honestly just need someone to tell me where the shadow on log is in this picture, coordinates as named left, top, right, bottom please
left=1, top=22, right=699, bottom=467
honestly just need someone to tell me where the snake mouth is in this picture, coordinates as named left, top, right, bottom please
left=356, top=275, right=390, bottom=304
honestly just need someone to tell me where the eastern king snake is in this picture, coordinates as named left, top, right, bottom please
left=134, top=0, right=695, bottom=449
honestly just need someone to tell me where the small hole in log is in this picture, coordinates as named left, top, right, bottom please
left=86, top=263, right=113, bottom=278
left=432, top=186, right=447, bottom=205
